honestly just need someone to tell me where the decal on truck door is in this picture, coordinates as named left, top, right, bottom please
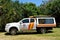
left=28, top=18, right=35, bottom=30
left=28, top=22, right=34, bottom=30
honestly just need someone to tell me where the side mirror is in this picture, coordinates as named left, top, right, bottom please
left=20, top=22, right=23, bottom=24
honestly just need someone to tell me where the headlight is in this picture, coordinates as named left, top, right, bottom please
left=6, top=24, right=10, bottom=28
left=7, top=25, right=10, bottom=26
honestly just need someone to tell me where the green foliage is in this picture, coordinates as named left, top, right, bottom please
left=39, top=0, right=60, bottom=15
left=21, top=3, right=38, bottom=17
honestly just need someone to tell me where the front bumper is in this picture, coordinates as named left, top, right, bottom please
left=5, top=26, right=9, bottom=33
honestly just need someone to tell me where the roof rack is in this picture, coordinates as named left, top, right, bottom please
left=29, top=15, right=52, bottom=18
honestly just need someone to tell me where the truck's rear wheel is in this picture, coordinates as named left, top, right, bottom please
left=40, top=28, right=46, bottom=34
left=10, top=28, right=17, bottom=35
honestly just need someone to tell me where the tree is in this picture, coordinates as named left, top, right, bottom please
left=21, top=3, right=38, bottom=18
left=39, top=0, right=60, bottom=25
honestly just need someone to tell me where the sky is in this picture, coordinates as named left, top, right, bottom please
left=12, top=0, right=44, bottom=6
left=20, top=0, right=43, bottom=6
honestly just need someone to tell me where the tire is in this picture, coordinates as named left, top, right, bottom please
left=10, top=28, right=17, bottom=35
left=40, top=28, right=46, bottom=34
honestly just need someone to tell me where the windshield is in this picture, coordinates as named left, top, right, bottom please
left=18, top=18, right=29, bottom=23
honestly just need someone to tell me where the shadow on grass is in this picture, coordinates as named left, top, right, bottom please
left=46, top=31, right=53, bottom=33
left=5, top=31, right=53, bottom=35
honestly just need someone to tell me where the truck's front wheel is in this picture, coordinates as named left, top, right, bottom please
left=10, top=28, right=17, bottom=35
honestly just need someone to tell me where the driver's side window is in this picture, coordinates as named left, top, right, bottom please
left=22, top=19, right=29, bottom=23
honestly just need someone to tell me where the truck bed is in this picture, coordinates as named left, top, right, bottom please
left=37, top=24, right=56, bottom=27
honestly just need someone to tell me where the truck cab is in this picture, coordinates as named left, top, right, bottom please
left=19, top=18, right=36, bottom=30
left=5, top=17, right=56, bottom=35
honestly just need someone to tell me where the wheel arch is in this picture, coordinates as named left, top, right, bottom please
left=9, top=27, right=18, bottom=32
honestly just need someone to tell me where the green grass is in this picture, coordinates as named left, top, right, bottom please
left=0, top=28, right=60, bottom=40
left=36, top=28, right=60, bottom=37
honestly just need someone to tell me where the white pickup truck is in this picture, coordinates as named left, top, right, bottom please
left=5, top=17, right=56, bottom=35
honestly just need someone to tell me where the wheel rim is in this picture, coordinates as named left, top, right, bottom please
left=11, top=30, right=16, bottom=35
left=41, top=28, right=46, bottom=34
left=10, top=29, right=17, bottom=35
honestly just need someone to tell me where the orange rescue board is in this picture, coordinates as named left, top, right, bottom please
left=37, top=24, right=56, bottom=27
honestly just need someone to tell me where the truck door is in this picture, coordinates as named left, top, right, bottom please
left=28, top=18, right=36, bottom=30
left=21, top=18, right=30, bottom=30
